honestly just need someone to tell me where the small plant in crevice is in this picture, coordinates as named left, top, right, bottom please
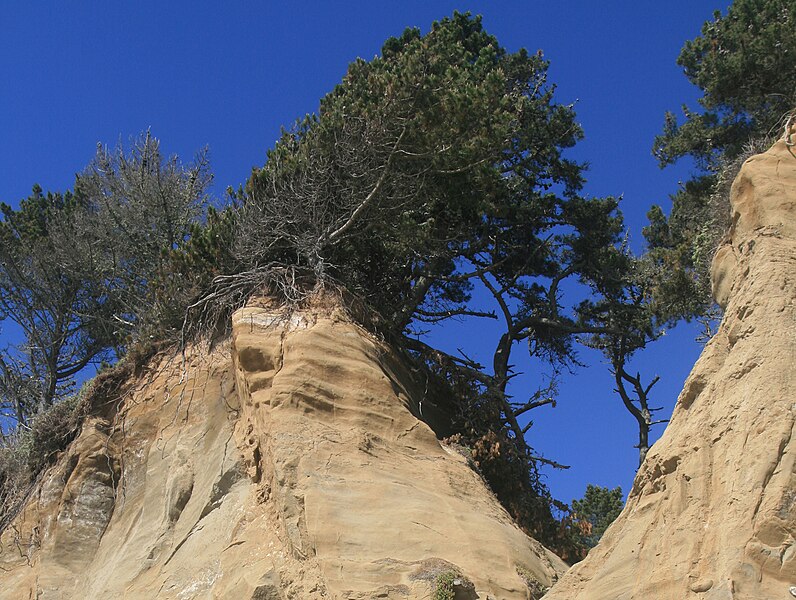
left=409, top=558, right=474, bottom=600
left=433, top=569, right=474, bottom=600
left=433, top=570, right=457, bottom=600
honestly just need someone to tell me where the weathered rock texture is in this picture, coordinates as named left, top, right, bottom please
left=544, top=138, right=796, bottom=599
left=0, top=304, right=564, bottom=599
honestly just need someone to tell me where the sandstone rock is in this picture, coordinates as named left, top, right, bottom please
left=543, top=138, right=796, bottom=599
left=0, top=306, right=565, bottom=598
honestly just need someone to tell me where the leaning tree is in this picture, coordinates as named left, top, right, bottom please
left=0, top=187, right=116, bottom=421
left=186, top=12, right=631, bottom=543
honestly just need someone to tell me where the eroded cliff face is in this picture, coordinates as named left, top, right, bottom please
left=544, top=138, right=796, bottom=599
left=0, top=304, right=564, bottom=599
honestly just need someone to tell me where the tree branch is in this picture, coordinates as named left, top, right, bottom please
left=326, top=127, right=407, bottom=244
left=530, top=455, right=570, bottom=470
left=514, top=396, right=556, bottom=418
left=414, top=307, right=497, bottom=321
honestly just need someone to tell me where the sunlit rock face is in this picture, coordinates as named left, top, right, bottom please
left=544, top=138, right=796, bottom=600
left=230, top=306, right=565, bottom=598
left=0, top=302, right=565, bottom=599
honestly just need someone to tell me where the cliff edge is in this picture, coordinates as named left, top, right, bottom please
left=544, top=138, right=796, bottom=598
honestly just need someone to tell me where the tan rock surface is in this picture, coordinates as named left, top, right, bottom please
left=0, top=305, right=564, bottom=598
left=544, top=139, right=796, bottom=599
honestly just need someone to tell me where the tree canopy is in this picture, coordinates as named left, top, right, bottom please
left=570, top=484, right=624, bottom=551
left=229, top=13, right=602, bottom=330
left=0, top=133, right=210, bottom=431
left=0, top=12, right=686, bottom=555
left=0, top=187, right=114, bottom=419
left=201, top=12, right=631, bottom=548
left=654, top=0, right=796, bottom=170
left=575, top=0, right=796, bottom=472
left=647, top=0, right=796, bottom=320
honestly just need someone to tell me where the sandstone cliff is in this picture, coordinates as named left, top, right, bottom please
left=0, top=304, right=565, bottom=599
left=544, top=138, right=796, bottom=599
left=3, top=127, right=792, bottom=600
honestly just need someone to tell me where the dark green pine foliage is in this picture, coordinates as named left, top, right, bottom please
left=157, top=205, right=237, bottom=332
left=0, top=186, right=117, bottom=419
left=239, top=12, right=617, bottom=336
left=648, top=0, right=796, bottom=321
left=571, top=484, right=624, bottom=549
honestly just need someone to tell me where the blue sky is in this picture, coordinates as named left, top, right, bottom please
left=0, top=1, right=725, bottom=504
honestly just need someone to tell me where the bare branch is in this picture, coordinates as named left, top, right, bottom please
left=515, top=396, right=556, bottom=419
left=530, top=455, right=570, bottom=470
left=414, top=307, right=497, bottom=322
left=326, top=127, right=407, bottom=244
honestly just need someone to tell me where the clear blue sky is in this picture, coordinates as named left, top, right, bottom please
left=0, top=1, right=725, bottom=504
